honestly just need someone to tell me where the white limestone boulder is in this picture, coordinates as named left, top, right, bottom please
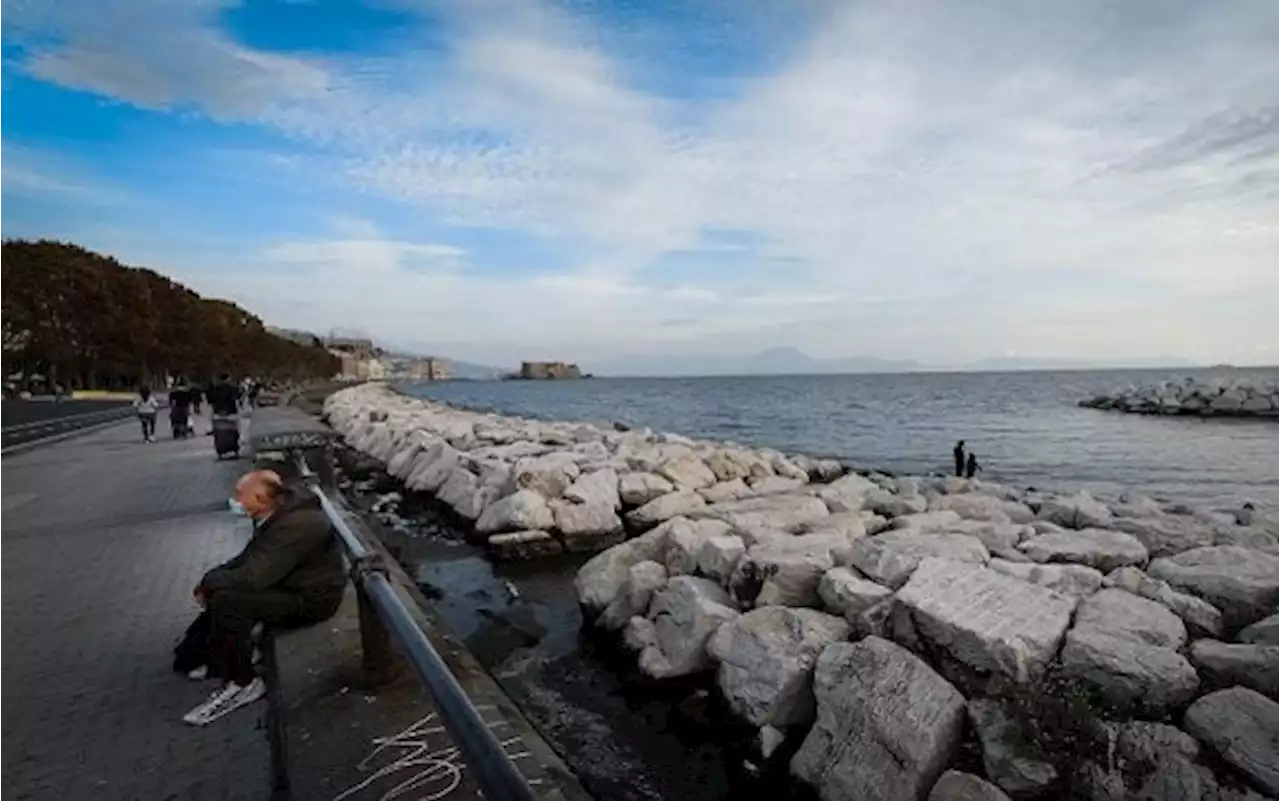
left=708, top=607, right=851, bottom=728
left=627, top=490, right=707, bottom=528
left=790, top=637, right=966, bottom=801
left=618, top=472, right=675, bottom=506
left=563, top=468, right=621, bottom=509
left=815, top=473, right=881, bottom=513
left=1103, top=566, right=1224, bottom=638
left=1187, top=639, right=1279, bottom=699
left=475, top=489, right=555, bottom=534
left=818, top=567, right=893, bottom=621
left=1147, top=546, right=1279, bottom=631
left=405, top=442, right=461, bottom=492
left=696, top=534, right=747, bottom=583
left=1017, top=528, right=1148, bottom=572
left=637, top=576, right=740, bottom=679
left=1183, top=688, right=1279, bottom=797
left=699, top=478, right=754, bottom=504
left=599, top=560, right=669, bottom=631
left=574, top=524, right=675, bottom=611
left=662, top=518, right=735, bottom=576
left=694, top=493, right=830, bottom=533
left=657, top=453, right=718, bottom=491
left=1036, top=491, right=1113, bottom=530
left=988, top=559, right=1103, bottom=599
left=748, top=475, right=807, bottom=496
left=893, top=558, right=1077, bottom=682
left=847, top=531, right=990, bottom=589
left=729, top=539, right=837, bottom=608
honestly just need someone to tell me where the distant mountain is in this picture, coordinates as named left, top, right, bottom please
left=959, top=355, right=1199, bottom=372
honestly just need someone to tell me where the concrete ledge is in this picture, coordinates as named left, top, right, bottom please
left=269, top=487, right=589, bottom=801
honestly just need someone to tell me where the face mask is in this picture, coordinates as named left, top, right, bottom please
left=228, top=498, right=249, bottom=517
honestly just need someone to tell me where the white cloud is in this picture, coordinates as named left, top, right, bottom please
left=3, top=0, right=1276, bottom=365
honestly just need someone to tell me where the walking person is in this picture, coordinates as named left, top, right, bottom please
left=169, top=384, right=193, bottom=439
left=133, top=386, right=160, bottom=443
left=953, top=440, right=966, bottom=477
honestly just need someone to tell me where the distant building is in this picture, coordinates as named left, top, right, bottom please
left=518, top=361, right=582, bottom=380
left=406, top=358, right=452, bottom=380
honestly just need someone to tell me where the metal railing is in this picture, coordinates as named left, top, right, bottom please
left=295, top=459, right=538, bottom=801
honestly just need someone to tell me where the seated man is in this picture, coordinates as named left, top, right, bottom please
left=183, top=469, right=346, bottom=726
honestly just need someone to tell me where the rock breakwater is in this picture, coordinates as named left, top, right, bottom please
left=324, top=382, right=1280, bottom=801
left=1080, top=378, right=1278, bottom=419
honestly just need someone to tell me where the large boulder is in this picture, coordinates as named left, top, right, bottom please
left=729, top=538, right=837, bottom=607
left=694, top=493, right=831, bottom=533
left=748, top=475, right=808, bottom=496
left=987, top=559, right=1102, bottom=599
left=847, top=531, right=990, bottom=589
left=513, top=454, right=581, bottom=498
left=627, top=490, right=707, bottom=528
left=1238, top=613, right=1279, bottom=645
left=552, top=498, right=625, bottom=551
left=1183, top=688, right=1279, bottom=797
left=658, top=453, right=718, bottom=491
left=405, top=441, right=461, bottom=492
left=705, top=448, right=773, bottom=482
left=662, top=518, right=735, bottom=576
left=968, top=698, right=1057, bottom=797
left=892, top=510, right=965, bottom=531
left=931, top=494, right=1027, bottom=523
left=697, top=534, right=746, bottom=583
left=699, top=478, right=754, bottom=504
left=893, top=558, right=1076, bottom=682
left=864, top=489, right=929, bottom=518
left=791, top=637, right=966, bottom=801
left=437, top=468, right=497, bottom=520
left=637, top=576, right=740, bottom=679
left=1103, top=566, right=1224, bottom=638
left=1110, top=516, right=1215, bottom=558
left=1187, top=639, right=1279, bottom=699
left=574, top=524, right=673, bottom=611
left=799, top=511, right=869, bottom=540
left=1059, top=590, right=1198, bottom=715
left=475, top=489, right=554, bottom=534
left=818, top=567, right=893, bottom=621
left=563, top=468, right=621, bottom=509
left=927, top=771, right=1012, bottom=801
left=707, top=607, right=851, bottom=728
left=1147, top=546, right=1279, bottom=631
left=1036, top=491, right=1113, bottom=530
left=1017, top=528, right=1148, bottom=572
left=618, top=472, right=676, bottom=506
left=598, top=560, right=668, bottom=631
left=815, top=472, right=882, bottom=513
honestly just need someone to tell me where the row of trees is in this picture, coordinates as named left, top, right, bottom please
left=2, top=239, right=338, bottom=390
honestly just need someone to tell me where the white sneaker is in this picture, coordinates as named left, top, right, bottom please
left=187, top=665, right=210, bottom=681
left=182, top=678, right=265, bottom=726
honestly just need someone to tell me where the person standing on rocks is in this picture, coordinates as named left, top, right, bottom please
left=953, top=440, right=966, bottom=477
left=965, top=452, right=981, bottom=479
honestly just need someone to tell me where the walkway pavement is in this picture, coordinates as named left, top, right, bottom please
left=2, top=410, right=271, bottom=801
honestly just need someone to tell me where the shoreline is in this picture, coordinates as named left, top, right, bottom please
left=1080, top=377, right=1278, bottom=419
left=320, top=381, right=1279, bottom=801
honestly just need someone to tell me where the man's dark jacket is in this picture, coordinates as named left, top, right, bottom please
left=200, top=492, right=346, bottom=603
left=206, top=381, right=239, bottom=416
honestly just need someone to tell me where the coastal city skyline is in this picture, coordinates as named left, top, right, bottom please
left=3, top=0, right=1276, bottom=370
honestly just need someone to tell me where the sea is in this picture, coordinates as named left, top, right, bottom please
left=401, top=366, right=1278, bottom=512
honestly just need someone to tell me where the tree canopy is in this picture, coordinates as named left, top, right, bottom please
left=2, top=239, right=338, bottom=389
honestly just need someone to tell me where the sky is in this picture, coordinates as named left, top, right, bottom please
left=2, top=0, right=1277, bottom=371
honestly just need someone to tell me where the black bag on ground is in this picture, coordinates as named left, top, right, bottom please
left=173, top=611, right=211, bottom=674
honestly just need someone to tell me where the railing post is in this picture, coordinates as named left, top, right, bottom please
left=356, top=578, right=406, bottom=687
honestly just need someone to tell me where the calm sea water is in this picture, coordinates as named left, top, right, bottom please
left=402, top=367, right=1278, bottom=512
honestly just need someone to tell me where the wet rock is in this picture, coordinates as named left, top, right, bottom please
left=707, top=607, right=851, bottom=728
left=475, top=489, right=554, bottom=534
left=618, top=472, right=676, bottom=506
left=1060, top=591, right=1198, bottom=715
left=1037, top=491, right=1114, bottom=530
left=1110, top=516, right=1215, bottom=558
left=968, top=698, right=1058, bottom=797
left=847, top=531, right=990, bottom=589
left=927, top=771, right=1012, bottom=801
left=487, top=530, right=564, bottom=561
left=699, top=478, right=754, bottom=503
left=1017, top=528, right=1149, bottom=572
left=819, top=567, right=893, bottom=621
left=599, top=560, right=669, bottom=631
left=638, top=576, right=740, bottom=679
left=627, top=490, right=707, bottom=528
left=1103, top=566, right=1224, bottom=639
left=893, top=558, right=1076, bottom=681
left=1188, top=639, right=1279, bottom=699
left=1238, top=613, right=1279, bottom=645
left=1183, top=687, right=1279, bottom=796
left=658, top=453, right=718, bottom=491
left=988, top=559, right=1103, bottom=599
left=791, top=636, right=966, bottom=801
left=815, top=472, right=882, bottom=513
left=1147, top=546, right=1279, bottom=631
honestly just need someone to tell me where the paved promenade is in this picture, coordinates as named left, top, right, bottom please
left=2, top=411, right=271, bottom=800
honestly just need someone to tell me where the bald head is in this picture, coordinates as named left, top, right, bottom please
left=235, top=469, right=286, bottom=519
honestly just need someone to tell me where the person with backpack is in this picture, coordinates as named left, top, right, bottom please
left=133, top=386, right=160, bottom=443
